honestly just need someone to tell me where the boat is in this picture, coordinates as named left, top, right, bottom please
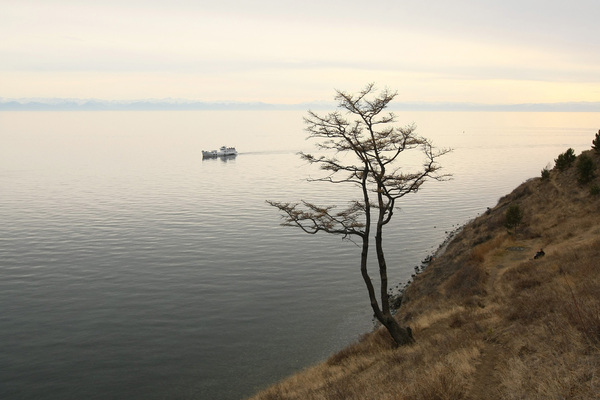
left=202, top=146, right=238, bottom=158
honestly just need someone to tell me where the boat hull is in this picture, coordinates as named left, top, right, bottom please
left=202, top=146, right=238, bottom=158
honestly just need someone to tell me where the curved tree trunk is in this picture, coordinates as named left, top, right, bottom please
left=372, top=194, right=414, bottom=346
left=381, top=314, right=414, bottom=347
left=360, top=233, right=414, bottom=347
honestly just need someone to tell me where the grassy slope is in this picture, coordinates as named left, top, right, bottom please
left=249, top=149, right=600, bottom=400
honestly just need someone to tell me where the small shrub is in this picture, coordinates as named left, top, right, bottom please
left=591, top=184, right=600, bottom=196
left=555, top=148, right=576, bottom=171
left=593, top=129, right=600, bottom=154
left=576, top=153, right=596, bottom=184
left=505, top=204, right=523, bottom=230
left=541, top=167, right=550, bottom=181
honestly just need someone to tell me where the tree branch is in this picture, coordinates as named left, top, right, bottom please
left=268, top=83, right=452, bottom=347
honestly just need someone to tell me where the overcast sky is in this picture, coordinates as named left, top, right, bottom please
left=2, top=0, right=600, bottom=104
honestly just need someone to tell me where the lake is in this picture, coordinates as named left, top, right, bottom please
left=0, top=110, right=596, bottom=399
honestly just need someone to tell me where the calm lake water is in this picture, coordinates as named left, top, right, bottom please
left=0, top=110, right=597, bottom=399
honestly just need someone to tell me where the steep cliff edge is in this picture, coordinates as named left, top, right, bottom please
left=250, top=149, right=600, bottom=400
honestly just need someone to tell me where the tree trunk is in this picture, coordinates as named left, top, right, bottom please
left=360, top=208, right=414, bottom=347
left=381, top=314, right=414, bottom=347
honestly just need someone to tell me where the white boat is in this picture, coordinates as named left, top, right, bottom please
left=202, top=146, right=238, bottom=158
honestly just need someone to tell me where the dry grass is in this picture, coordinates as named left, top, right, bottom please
left=248, top=150, right=600, bottom=400
left=469, top=233, right=507, bottom=264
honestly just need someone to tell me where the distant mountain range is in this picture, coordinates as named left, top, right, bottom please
left=0, top=98, right=325, bottom=111
left=1, top=98, right=599, bottom=112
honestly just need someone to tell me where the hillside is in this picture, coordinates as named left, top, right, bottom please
left=248, top=148, right=600, bottom=400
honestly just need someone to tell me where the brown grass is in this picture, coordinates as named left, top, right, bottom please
left=248, top=149, right=600, bottom=400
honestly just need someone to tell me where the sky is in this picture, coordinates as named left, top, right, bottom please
left=2, top=0, right=600, bottom=105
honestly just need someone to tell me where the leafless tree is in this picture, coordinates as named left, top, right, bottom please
left=267, top=84, right=451, bottom=346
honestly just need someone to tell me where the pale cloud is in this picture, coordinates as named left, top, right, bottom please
left=2, top=0, right=600, bottom=103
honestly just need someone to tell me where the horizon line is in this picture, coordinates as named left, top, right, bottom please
left=1, top=98, right=599, bottom=112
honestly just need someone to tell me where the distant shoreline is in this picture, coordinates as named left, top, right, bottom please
left=1, top=99, right=599, bottom=112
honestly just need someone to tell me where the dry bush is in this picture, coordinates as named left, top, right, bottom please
left=469, top=234, right=505, bottom=263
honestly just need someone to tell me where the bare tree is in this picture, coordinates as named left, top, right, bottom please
left=267, top=84, right=451, bottom=346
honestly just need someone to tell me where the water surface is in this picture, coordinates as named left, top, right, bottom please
left=0, top=110, right=596, bottom=399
